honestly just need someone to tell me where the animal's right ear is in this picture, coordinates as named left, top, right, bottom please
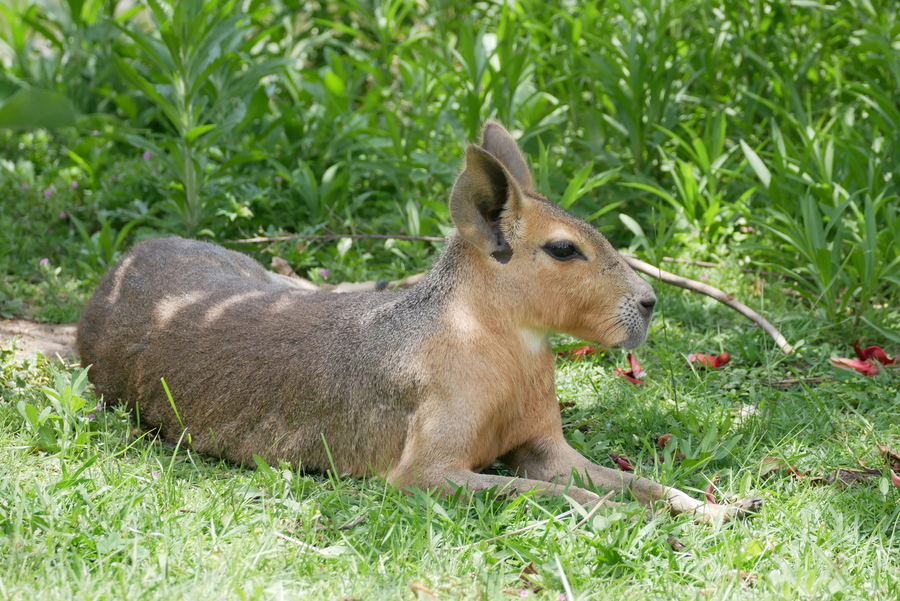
left=449, top=145, right=530, bottom=260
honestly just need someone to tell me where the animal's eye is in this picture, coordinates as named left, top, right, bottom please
left=542, top=241, right=582, bottom=261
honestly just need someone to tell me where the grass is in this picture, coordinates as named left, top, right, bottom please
left=1, top=270, right=898, bottom=600
left=2, top=0, right=900, bottom=598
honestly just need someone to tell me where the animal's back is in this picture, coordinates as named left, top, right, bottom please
left=77, top=237, right=435, bottom=475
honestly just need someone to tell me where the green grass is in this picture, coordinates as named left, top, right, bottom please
left=2, top=0, right=900, bottom=598
left=1, top=271, right=898, bottom=600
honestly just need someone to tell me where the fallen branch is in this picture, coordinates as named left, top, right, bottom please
left=622, top=256, right=794, bottom=354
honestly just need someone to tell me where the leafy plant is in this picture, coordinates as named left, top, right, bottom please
left=17, top=367, right=96, bottom=454
left=112, top=0, right=285, bottom=235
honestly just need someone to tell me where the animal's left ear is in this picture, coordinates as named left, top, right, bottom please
left=480, top=121, right=534, bottom=192
left=449, top=144, right=530, bottom=260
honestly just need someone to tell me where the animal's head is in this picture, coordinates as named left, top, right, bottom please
left=449, top=122, right=656, bottom=348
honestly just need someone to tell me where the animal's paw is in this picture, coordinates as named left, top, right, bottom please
left=693, top=496, right=764, bottom=524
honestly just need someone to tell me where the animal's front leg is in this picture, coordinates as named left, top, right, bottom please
left=504, top=437, right=763, bottom=522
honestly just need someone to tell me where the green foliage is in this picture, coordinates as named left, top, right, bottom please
left=1, top=4, right=899, bottom=595
left=17, top=366, right=96, bottom=454
left=111, top=0, right=287, bottom=235
left=0, top=0, right=898, bottom=320
left=0, top=88, right=77, bottom=128
left=1, top=287, right=898, bottom=599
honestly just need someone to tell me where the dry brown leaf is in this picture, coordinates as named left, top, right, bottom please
left=877, top=444, right=900, bottom=471
left=657, top=433, right=673, bottom=448
left=751, top=278, right=763, bottom=297
left=667, top=537, right=687, bottom=551
left=730, top=570, right=758, bottom=589
left=809, top=468, right=882, bottom=487
left=518, top=561, right=543, bottom=593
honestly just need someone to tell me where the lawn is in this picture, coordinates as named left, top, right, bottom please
left=1, top=0, right=899, bottom=599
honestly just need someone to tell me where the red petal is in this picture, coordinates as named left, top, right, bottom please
left=863, top=346, right=895, bottom=365
left=830, top=357, right=880, bottom=376
left=705, top=482, right=717, bottom=504
left=610, top=453, right=634, bottom=472
left=613, top=367, right=647, bottom=385
left=626, top=353, right=646, bottom=378
left=853, top=340, right=897, bottom=365
left=689, top=353, right=727, bottom=368
left=892, top=470, right=900, bottom=489
left=786, top=467, right=805, bottom=480
left=570, top=346, right=596, bottom=358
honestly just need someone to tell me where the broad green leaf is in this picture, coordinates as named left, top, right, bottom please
left=323, top=70, right=346, bottom=98
left=336, top=237, right=353, bottom=258
left=184, top=124, right=216, bottom=141
left=0, top=89, right=77, bottom=129
left=739, top=140, right=771, bottom=190
left=619, top=213, right=646, bottom=239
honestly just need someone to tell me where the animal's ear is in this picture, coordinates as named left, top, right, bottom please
left=449, top=144, right=531, bottom=261
left=480, top=121, right=534, bottom=192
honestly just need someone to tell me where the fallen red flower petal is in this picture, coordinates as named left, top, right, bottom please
left=614, top=353, right=647, bottom=384
left=786, top=466, right=805, bottom=480
left=610, top=453, right=634, bottom=472
left=853, top=340, right=897, bottom=365
left=627, top=352, right=646, bottom=377
left=892, top=470, right=900, bottom=489
left=613, top=367, right=647, bottom=385
left=688, top=352, right=731, bottom=368
left=705, top=482, right=717, bottom=504
left=830, top=357, right=880, bottom=376
left=557, top=345, right=598, bottom=359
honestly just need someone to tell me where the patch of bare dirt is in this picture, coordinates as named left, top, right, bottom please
left=0, top=319, right=78, bottom=361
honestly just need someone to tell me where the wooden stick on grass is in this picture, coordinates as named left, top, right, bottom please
left=622, top=256, right=794, bottom=354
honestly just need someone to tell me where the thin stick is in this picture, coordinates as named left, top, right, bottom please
left=623, top=256, right=794, bottom=354
left=568, top=494, right=607, bottom=531
left=765, top=376, right=833, bottom=388
left=620, top=252, right=718, bottom=268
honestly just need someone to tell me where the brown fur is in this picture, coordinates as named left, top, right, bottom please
left=77, top=122, right=761, bottom=521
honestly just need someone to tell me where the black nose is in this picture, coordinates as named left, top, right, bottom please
left=639, top=296, right=657, bottom=312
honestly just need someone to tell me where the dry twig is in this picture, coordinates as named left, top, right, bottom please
left=622, top=256, right=794, bottom=354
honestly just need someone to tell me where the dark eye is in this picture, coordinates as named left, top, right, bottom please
left=542, top=240, right=582, bottom=261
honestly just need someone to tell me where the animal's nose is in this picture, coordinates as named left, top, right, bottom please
left=639, top=295, right=657, bottom=314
